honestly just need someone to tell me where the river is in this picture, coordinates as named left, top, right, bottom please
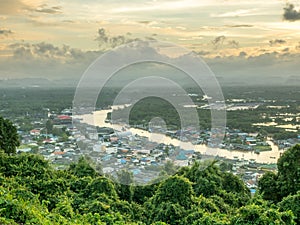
left=76, top=107, right=285, bottom=164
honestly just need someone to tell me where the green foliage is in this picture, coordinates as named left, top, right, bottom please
left=193, top=212, right=230, bottom=225
left=83, top=177, right=118, bottom=199
left=231, top=204, right=296, bottom=225
left=0, top=153, right=53, bottom=186
left=273, top=131, right=298, bottom=140
left=68, top=156, right=97, bottom=178
left=149, top=175, right=194, bottom=209
left=0, top=146, right=298, bottom=224
left=277, top=144, right=300, bottom=198
left=278, top=191, right=300, bottom=224
left=180, top=161, right=250, bottom=207
left=163, top=160, right=178, bottom=175
left=115, top=170, right=134, bottom=202
left=0, top=116, right=20, bottom=154
left=132, top=183, right=158, bottom=204
left=258, top=144, right=300, bottom=202
left=258, top=171, right=279, bottom=202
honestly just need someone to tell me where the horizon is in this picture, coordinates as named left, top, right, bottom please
left=0, top=0, right=299, bottom=86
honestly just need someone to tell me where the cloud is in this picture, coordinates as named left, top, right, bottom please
left=35, top=4, right=62, bottom=14
left=212, top=9, right=260, bottom=18
left=211, top=36, right=226, bottom=49
left=269, top=39, right=286, bottom=46
left=0, top=28, right=13, bottom=37
left=9, top=42, right=99, bottom=63
left=137, top=21, right=152, bottom=25
left=283, top=4, right=300, bottom=21
left=95, top=28, right=141, bottom=49
left=225, top=24, right=254, bottom=28
left=282, top=48, right=289, bottom=52
left=239, top=51, right=247, bottom=57
left=0, top=42, right=102, bottom=80
left=204, top=51, right=300, bottom=86
left=1, top=39, right=300, bottom=87
left=196, top=50, right=211, bottom=56
left=0, top=0, right=29, bottom=14
left=228, top=40, right=239, bottom=48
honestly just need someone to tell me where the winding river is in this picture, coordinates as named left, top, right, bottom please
left=77, top=107, right=285, bottom=164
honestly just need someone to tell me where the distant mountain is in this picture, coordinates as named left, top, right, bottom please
left=0, top=78, right=78, bottom=88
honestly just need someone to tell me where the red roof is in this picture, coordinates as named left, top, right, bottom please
left=53, top=151, right=65, bottom=155
left=30, top=129, right=40, bottom=133
left=57, top=115, right=71, bottom=120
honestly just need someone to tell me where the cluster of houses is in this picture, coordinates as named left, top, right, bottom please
left=14, top=107, right=298, bottom=186
left=17, top=110, right=80, bottom=168
left=273, top=137, right=300, bottom=149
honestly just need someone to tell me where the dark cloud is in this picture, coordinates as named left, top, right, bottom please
left=2, top=39, right=300, bottom=86
left=211, top=35, right=226, bottom=49
left=239, top=51, right=247, bottom=57
left=2, top=42, right=103, bottom=80
left=282, top=48, right=289, bottom=52
left=196, top=50, right=211, bottom=56
left=0, top=28, right=13, bottom=37
left=283, top=4, right=300, bottom=21
left=9, top=42, right=99, bottom=63
left=95, top=28, right=141, bottom=49
left=138, top=21, right=152, bottom=25
left=204, top=51, right=300, bottom=86
left=269, top=39, right=286, bottom=46
left=225, top=24, right=253, bottom=28
left=228, top=40, right=239, bottom=48
left=35, top=4, right=62, bottom=14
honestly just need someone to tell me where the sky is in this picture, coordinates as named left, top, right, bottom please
left=0, top=0, right=300, bottom=86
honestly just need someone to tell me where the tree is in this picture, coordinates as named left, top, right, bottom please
left=182, top=161, right=223, bottom=197
left=45, top=119, right=53, bottom=134
left=148, top=175, right=194, bottom=209
left=163, top=160, right=178, bottom=175
left=258, top=144, right=300, bottom=202
left=68, top=156, right=97, bottom=178
left=0, top=116, right=20, bottom=154
left=222, top=172, right=249, bottom=195
left=258, top=171, right=279, bottom=202
left=277, top=144, right=300, bottom=198
left=231, top=204, right=295, bottom=225
left=278, top=191, right=300, bottom=224
left=116, top=169, right=134, bottom=202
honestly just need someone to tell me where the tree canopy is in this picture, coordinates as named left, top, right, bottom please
left=259, top=144, right=300, bottom=202
left=0, top=116, right=20, bottom=154
left=0, top=144, right=298, bottom=224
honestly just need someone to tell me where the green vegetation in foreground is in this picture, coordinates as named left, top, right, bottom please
left=0, top=144, right=299, bottom=224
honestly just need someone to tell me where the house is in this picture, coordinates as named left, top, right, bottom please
left=245, top=137, right=257, bottom=146
left=54, top=115, right=72, bottom=125
left=43, top=138, right=56, bottom=144
left=30, top=129, right=41, bottom=136
left=17, top=148, right=32, bottom=153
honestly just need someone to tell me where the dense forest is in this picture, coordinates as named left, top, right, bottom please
left=1, top=86, right=299, bottom=138
left=0, top=143, right=299, bottom=224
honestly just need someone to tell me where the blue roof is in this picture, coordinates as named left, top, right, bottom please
left=120, top=159, right=127, bottom=164
left=176, top=151, right=188, bottom=160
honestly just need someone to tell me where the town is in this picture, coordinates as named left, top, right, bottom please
left=14, top=93, right=300, bottom=192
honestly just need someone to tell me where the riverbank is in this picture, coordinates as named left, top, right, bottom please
left=77, top=108, right=285, bottom=164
